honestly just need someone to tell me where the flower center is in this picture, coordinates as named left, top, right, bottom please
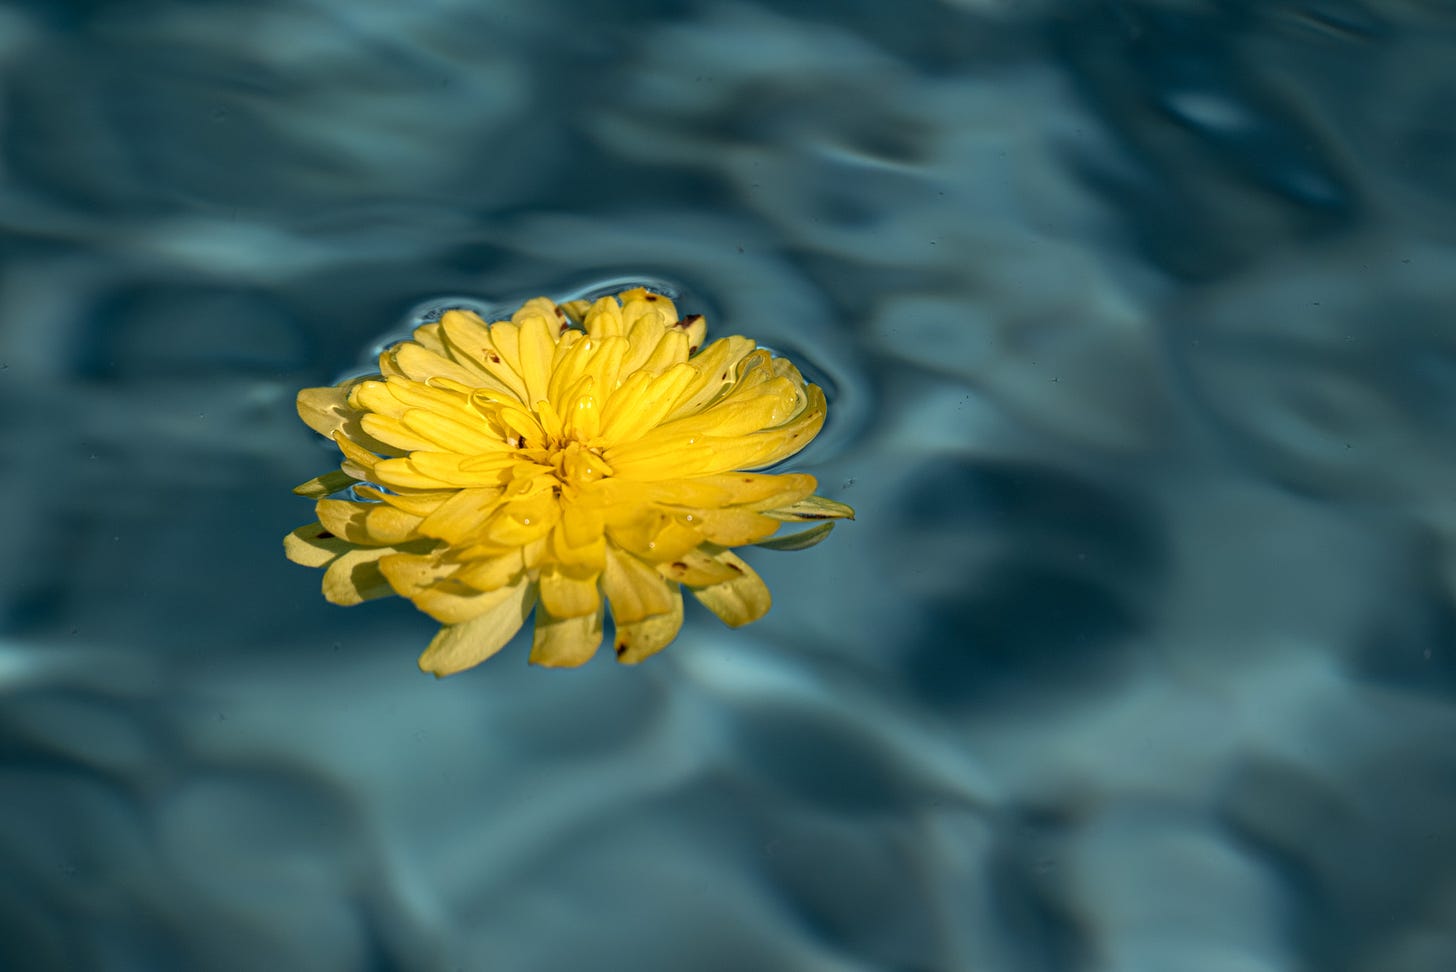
left=547, top=439, right=612, bottom=489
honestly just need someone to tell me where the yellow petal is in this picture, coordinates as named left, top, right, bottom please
left=619, top=289, right=678, bottom=329
left=415, top=487, right=506, bottom=545
left=690, top=549, right=771, bottom=627
left=391, top=341, right=491, bottom=388
left=417, top=579, right=536, bottom=676
left=603, top=507, right=702, bottom=561
left=298, top=383, right=402, bottom=459
left=530, top=606, right=604, bottom=667
left=583, top=295, right=625, bottom=338
left=412, top=578, right=529, bottom=625
left=660, top=336, right=757, bottom=421
left=284, top=522, right=351, bottom=567
left=598, top=362, right=696, bottom=444
left=316, top=498, right=425, bottom=546
left=602, top=544, right=676, bottom=624
left=516, top=311, right=557, bottom=406
left=613, top=586, right=683, bottom=664
left=401, top=408, right=512, bottom=455
left=538, top=564, right=601, bottom=618
left=485, top=492, right=560, bottom=546
left=658, top=547, right=745, bottom=586
left=453, top=549, right=526, bottom=591
left=322, top=547, right=397, bottom=605
left=375, top=551, right=455, bottom=598
left=679, top=507, right=780, bottom=546
left=358, top=413, right=440, bottom=453
left=439, top=310, right=529, bottom=400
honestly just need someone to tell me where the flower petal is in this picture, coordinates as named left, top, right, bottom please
left=690, top=549, right=771, bottom=627
left=414, top=487, right=506, bottom=545
left=322, top=547, right=397, bottom=605
left=417, top=579, right=536, bottom=676
left=316, top=498, right=425, bottom=546
left=658, top=547, right=744, bottom=586
left=613, top=586, right=683, bottom=664
left=538, top=564, right=601, bottom=618
left=602, top=544, right=676, bottom=624
left=284, top=522, right=352, bottom=567
left=763, top=493, right=857, bottom=522
left=530, top=605, right=604, bottom=668
left=296, top=381, right=399, bottom=456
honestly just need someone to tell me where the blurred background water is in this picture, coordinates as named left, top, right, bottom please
left=2, top=0, right=1455, bottom=970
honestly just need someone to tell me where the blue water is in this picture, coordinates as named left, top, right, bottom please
left=3, top=1, right=1455, bottom=970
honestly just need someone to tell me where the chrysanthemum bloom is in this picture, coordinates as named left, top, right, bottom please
left=285, top=287, right=853, bottom=675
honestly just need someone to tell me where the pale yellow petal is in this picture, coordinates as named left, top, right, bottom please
left=483, top=493, right=560, bottom=547
left=603, top=507, right=702, bottom=562
left=375, top=551, right=455, bottom=598
left=412, top=578, right=530, bottom=625
left=583, top=295, right=624, bottom=339
left=439, top=310, right=529, bottom=400
left=602, top=544, right=676, bottom=624
left=613, top=586, right=683, bottom=664
left=322, top=547, right=397, bottom=606
left=417, top=579, right=536, bottom=676
left=618, top=288, right=678, bottom=325
left=516, top=312, right=556, bottom=407
left=598, top=362, right=696, bottom=444
left=690, top=549, right=771, bottom=627
left=297, top=383, right=399, bottom=456
left=678, top=507, right=780, bottom=546
left=530, top=606, right=604, bottom=668
left=538, top=564, right=601, bottom=618
left=358, top=413, right=440, bottom=453
left=391, top=341, right=490, bottom=388
left=658, top=547, right=745, bottom=586
left=453, top=549, right=526, bottom=591
left=400, top=408, right=512, bottom=455
left=284, top=522, right=351, bottom=568
left=316, top=498, right=425, bottom=546
left=415, top=487, right=505, bottom=545
left=661, top=336, right=757, bottom=420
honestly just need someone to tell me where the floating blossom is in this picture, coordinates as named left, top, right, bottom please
left=285, top=287, right=854, bottom=674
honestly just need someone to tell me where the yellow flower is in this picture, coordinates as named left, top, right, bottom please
left=285, top=287, right=853, bottom=674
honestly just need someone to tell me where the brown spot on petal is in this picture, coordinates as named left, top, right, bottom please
left=688, top=345, right=699, bottom=354
left=615, top=642, right=628, bottom=656
left=645, top=294, right=660, bottom=301
left=727, top=562, right=743, bottom=573
left=488, top=351, right=502, bottom=364
left=673, top=314, right=703, bottom=329
left=315, top=530, right=335, bottom=540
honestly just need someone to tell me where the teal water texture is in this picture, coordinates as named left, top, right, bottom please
left=1, top=1, right=1454, bottom=970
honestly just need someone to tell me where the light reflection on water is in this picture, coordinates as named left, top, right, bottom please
left=2, top=1, right=1455, bottom=970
